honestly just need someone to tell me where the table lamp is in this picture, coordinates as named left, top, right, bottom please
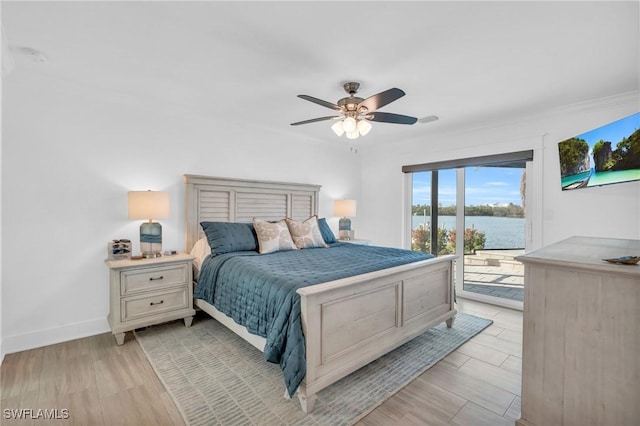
left=333, top=199, right=356, bottom=240
left=128, top=190, right=170, bottom=258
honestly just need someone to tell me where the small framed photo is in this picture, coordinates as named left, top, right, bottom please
left=108, top=239, right=132, bottom=260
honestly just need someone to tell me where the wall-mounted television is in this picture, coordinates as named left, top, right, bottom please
left=558, top=112, right=640, bottom=190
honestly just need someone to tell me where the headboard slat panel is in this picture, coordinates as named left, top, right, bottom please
left=236, top=192, right=288, bottom=222
left=292, top=194, right=313, bottom=221
left=184, top=175, right=321, bottom=251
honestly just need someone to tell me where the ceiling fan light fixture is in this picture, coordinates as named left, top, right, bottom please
left=343, top=116, right=357, bottom=133
left=293, top=82, right=418, bottom=139
left=357, top=119, right=372, bottom=136
left=331, top=120, right=345, bottom=136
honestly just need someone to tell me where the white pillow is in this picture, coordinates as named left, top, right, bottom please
left=190, top=237, right=211, bottom=280
left=253, top=218, right=298, bottom=254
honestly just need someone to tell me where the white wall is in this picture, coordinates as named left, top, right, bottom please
left=1, top=68, right=361, bottom=354
left=3, top=68, right=638, bottom=357
left=3, top=67, right=638, bottom=358
left=359, top=92, right=640, bottom=249
left=1, top=81, right=3, bottom=363
left=1, top=12, right=11, bottom=363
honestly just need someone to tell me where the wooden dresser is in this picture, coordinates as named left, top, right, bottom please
left=516, top=236, right=639, bottom=426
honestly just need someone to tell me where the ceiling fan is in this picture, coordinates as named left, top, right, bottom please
left=291, top=82, right=418, bottom=139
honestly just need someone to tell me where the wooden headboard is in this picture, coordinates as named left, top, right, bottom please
left=184, top=175, right=321, bottom=252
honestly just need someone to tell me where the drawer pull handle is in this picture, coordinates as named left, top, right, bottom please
left=150, top=300, right=164, bottom=306
left=149, top=276, right=164, bottom=281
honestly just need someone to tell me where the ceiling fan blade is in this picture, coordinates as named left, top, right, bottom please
left=297, top=95, right=341, bottom=111
left=367, top=112, right=417, bottom=125
left=358, top=88, right=405, bottom=112
left=291, top=116, right=341, bottom=126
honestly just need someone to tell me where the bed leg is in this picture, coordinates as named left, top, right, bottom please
left=184, top=316, right=193, bottom=327
left=297, top=391, right=317, bottom=414
left=446, top=316, right=455, bottom=328
left=114, top=332, right=125, bottom=346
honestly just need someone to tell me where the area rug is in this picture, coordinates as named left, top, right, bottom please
left=135, top=312, right=492, bottom=426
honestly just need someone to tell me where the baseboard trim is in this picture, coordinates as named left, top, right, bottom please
left=2, top=317, right=110, bottom=355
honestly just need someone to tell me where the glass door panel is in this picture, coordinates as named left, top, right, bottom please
left=410, top=169, right=458, bottom=255
left=460, top=166, right=525, bottom=305
left=436, top=169, right=458, bottom=256
left=411, top=171, right=432, bottom=253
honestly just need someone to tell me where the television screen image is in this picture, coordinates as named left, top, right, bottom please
left=558, top=112, right=640, bottom=190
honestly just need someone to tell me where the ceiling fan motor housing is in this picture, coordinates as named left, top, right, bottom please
left=338, top=96, right=364, bottom=111
left=336, top=82, right=363, bottom=111
left=343, top=82, right=360, bottom=94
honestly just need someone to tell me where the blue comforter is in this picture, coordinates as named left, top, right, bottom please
left=194, top=243, right=433, bottom=397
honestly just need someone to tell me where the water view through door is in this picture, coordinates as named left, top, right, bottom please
left=462, top=164, right=524, bottom=303
left=411, top=165, right=526, bottom=306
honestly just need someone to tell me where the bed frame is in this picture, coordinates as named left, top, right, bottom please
left=184, top=174, right=457, bottom=413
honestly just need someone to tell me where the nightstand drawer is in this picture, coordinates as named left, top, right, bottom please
left=121, top=287, right=189, bottom=322
left=121, top=264, right=189, bottom=295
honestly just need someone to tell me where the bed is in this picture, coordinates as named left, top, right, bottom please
left=184, top=174, right=457, bottom=413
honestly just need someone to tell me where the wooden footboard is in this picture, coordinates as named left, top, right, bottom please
left=295, top=254, right=457, bottom=412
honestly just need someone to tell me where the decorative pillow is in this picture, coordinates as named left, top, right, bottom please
left=285, top=216, right=329, bottom=249
left=200, top=222, right=257, bottom=256
left=317, top=217, right=337, bottom=244
left=189, top=237, right=211, bottom=280
left=253, top=218, right=298, bottom=254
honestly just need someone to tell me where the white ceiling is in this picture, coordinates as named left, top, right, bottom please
left=2, top=1, right=639, bottom=145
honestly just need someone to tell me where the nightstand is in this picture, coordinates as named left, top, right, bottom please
left=105, top=253, right=196, bottom=345
left=338, top=239, right=371, bottom=245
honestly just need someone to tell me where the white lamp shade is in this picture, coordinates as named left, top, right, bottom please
left=128, top=191, right=170, bottom=220
left=357, top=119, right=372, bottom=136
left=343, top=116, right=357, bottom=132
left=331, top=120, right=345, bottom=136
left=334, top=199, right=357, bottom=217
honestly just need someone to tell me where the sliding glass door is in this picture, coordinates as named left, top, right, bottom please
left=407, top=151, right=532, bottom=309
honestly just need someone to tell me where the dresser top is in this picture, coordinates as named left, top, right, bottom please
left=516, top=236, right=640, bottom=276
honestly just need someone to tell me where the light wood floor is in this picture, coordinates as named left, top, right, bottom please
left=1, top=298, right=521, bottom=425
left=357, top=298, right=522, bottom=426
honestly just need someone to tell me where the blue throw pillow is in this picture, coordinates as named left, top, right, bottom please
left=200, top=222, right=257, bottom=255
left=317, top=217, right=336, bottom=244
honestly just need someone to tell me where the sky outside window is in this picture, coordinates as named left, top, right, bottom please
left=413, top=167, right=523, bottom=206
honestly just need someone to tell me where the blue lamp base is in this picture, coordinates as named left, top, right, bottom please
left=338, top=217, right=352, bottom=240
left=140, top=221, right=162, bottom=258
